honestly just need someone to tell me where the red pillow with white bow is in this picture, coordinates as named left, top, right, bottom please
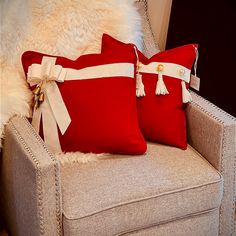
left=21, top=50, right=147, bottom=154
left=102, top=34, right=198, bottom=149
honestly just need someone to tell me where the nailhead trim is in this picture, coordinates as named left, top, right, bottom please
left=190, top=91, right=236, bottom=235
left=143, top=0, right=159, bottom=49
left=9, top=120, right=45, bottom=235
left=23, top=117, right=62, bottom=235
left=139, top=0, right=160, bottom=56
left=10, top=117, right=62, bottom=235
left=190, top=91, right=236, bottom=122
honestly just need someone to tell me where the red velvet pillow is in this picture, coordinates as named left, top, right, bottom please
left=22, top=50, right=146, bottom=154
left=102, top=34, right=198, bottom=149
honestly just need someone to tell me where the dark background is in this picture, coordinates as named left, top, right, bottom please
left=166, top=0, right=236, bottom=117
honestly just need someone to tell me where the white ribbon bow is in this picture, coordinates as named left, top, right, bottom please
left=27, top=56, right=71, bottom=153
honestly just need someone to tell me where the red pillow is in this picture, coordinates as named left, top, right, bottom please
left=102, top=34, right=198, bottom=149
left=22, top=50, right=146, bottom=154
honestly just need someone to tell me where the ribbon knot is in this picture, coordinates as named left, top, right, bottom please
left=28, top=59, right=67, bottom=86
left=27, top=56, right=71, bottom=153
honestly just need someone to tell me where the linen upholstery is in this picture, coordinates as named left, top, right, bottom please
left=0, top=117, right=62, bottom=236
left=61, top=143, right=222, bottom=235
left=187, top=91, right=236, bottom=235
left=122, top=209, right=219, bottom=236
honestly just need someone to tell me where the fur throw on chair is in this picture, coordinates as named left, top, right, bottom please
left=0, top=0, right=143, bottom=149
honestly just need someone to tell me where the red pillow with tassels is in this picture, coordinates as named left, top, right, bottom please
left=102, top=34, right=198, bottom=149
left=21, top=50, right=147, bottom=154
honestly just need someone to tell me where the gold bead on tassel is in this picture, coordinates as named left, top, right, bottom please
left=33, top=86, right=41, bottom=95
left=38, top=92, right=44, bottom=103
left=157, top=64, right=164, bottom=72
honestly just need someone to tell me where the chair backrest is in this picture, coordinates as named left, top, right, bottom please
left=135, top=0, right=160, bottom=57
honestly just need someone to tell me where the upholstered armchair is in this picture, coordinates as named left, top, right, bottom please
left=1, top=1, right=235, bottom=235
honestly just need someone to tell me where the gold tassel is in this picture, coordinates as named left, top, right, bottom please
left=33, top=86, right=41, bottom=95
left=33, top=85, right=45, bottom=109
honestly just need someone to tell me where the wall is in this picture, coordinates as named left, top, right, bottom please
left=147, top=0, right=172, bottom=51
left=147, top=0, right=235, bottom=116
left=166, top=0, right=236, bottom=116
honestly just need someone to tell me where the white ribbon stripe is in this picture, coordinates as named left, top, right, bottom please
left=139, top=62, right=191, bottom=83
left=27, top=56, right=134, bottom=153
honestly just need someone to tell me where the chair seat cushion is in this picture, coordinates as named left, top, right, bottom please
left=61, top=143, right=223, bottom=235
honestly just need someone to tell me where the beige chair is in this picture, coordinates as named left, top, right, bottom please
left=1, top=1, right=235, bottom=235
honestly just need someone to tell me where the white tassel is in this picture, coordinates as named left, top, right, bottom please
left=156, top=64, right=169, bottom=95
left=181, top=81, right=192, bottom=103
left=133, top=45, right=146, bottom=97
left=155, top=72, right=169, bottom=95
left=136, top=73, right=145, bottom=97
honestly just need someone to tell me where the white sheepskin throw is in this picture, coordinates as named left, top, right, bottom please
left=55, top=152, right=112, bottom=165
left=0, top=0, right=143, bottom=151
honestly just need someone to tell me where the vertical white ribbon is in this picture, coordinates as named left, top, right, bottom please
left=41, top=98, right=62, bottom=153
left=28, top=56, right=71, bottom=153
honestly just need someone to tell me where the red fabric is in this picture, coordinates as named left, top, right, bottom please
left=22, top=50, right=147, bottom=154
left=102, top=34, right=198, bottom=149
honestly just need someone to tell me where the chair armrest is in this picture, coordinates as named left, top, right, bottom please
left=1, top=116, right=62, bottom=236
left=186, top=91, right=235, bottom=235
left=187, top=91, right=235, bottom=171
left=135, top=0, right=160, bottom=57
